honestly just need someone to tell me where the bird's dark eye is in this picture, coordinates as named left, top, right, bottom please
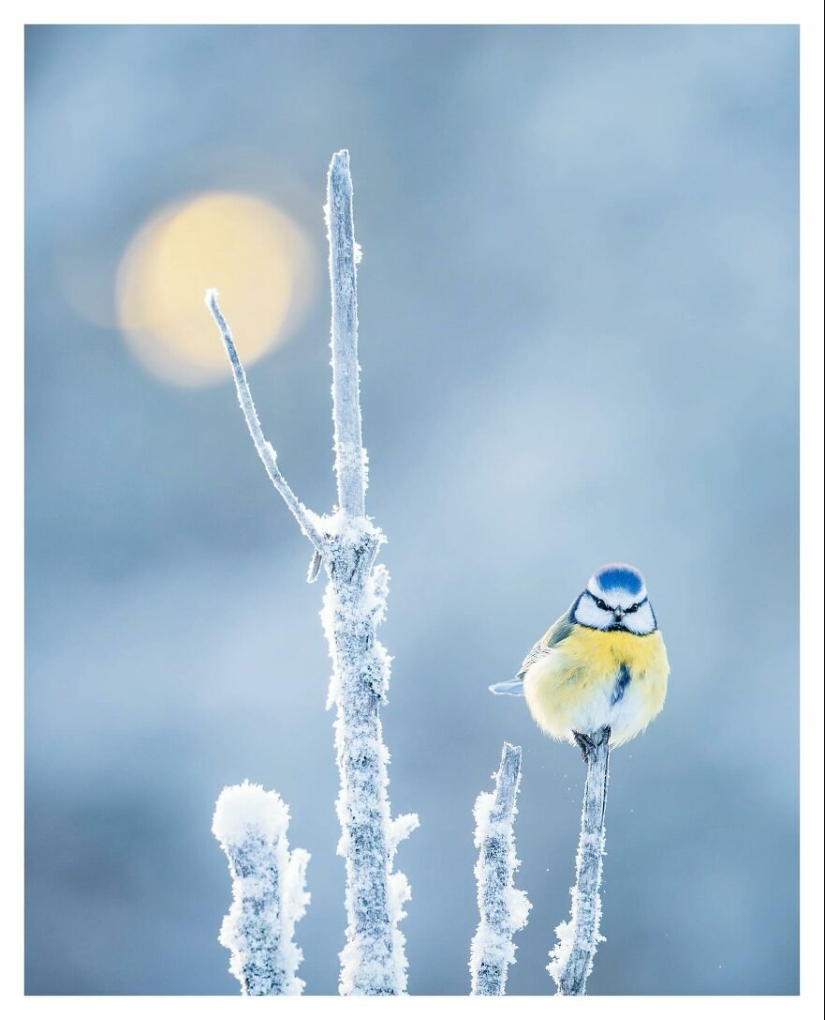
left=627, top=603, right=639, bottom=614
left=595, top=598, right=608, bottom=611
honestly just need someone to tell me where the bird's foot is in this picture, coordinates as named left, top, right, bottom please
left=573, top=727, right=612, bottom=762
left=573, top=732, right=594, bottom=762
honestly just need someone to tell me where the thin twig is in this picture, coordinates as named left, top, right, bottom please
left=206, top=289, right=325, bottom=554
left=326, top=150, right=366, bottom=519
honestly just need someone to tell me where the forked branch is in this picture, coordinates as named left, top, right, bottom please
left=209, top=151, right=416, bottom=996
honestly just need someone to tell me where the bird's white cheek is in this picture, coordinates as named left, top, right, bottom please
left=623, top=603, right=656, bottom=635
left=573, top=599, right=612, bottom=630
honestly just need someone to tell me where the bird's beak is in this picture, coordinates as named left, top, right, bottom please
left=613, top=608, right=625, bottom=621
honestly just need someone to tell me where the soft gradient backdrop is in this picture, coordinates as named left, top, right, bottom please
left=25, top=25, right=799, bottom=995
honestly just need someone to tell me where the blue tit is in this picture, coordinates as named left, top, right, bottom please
left=490, top=564, right=669, bottom=748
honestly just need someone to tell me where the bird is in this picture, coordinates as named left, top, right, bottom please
left=490, top=564, right=669, bottom=752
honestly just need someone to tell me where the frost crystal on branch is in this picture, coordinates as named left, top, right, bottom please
left=469, top=742, right=531, bottom=995
left=212, top=782, right=310, bottom=996
left=548, top=726, right=611, bottom=995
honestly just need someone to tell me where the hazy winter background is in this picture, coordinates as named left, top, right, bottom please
left=25, top=25, right=798, bottom=994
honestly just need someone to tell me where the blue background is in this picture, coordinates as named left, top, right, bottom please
left=25, top=25, right=799, bottom=995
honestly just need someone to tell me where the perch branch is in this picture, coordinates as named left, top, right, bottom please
left=548, top=725, right=611, bottom=995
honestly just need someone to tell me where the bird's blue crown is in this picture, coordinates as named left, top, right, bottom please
left=593, top=564, right=644, bottom=596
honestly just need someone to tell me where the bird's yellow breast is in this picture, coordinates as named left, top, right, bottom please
left=524, top=625, right=669, bottom=746
left=560, top=625, right=668, bottom=677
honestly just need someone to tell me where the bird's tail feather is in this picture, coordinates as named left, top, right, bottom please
left=488, top=678, right=525, bottom=696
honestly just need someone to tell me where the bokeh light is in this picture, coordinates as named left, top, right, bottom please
left=116, top=192, right=314, bottom=387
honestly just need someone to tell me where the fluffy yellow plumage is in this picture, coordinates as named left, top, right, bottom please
left=493, top=564, right=670, bottom=748
left=523, top=619, right=669, bottom=747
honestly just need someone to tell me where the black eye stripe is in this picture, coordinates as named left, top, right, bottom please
left=587, top=592, right=649, bottom=614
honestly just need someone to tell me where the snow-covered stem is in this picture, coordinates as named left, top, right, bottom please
left=321, top=152, right=418, bottom=995
left=470, top=742, right=531, bottom=996
left=209, top=151, right=417, bottom=995
left=319, top=512, right=419, bottom=995
left=326, top=149, right=366, bottom=519
left=212, top=781, right=310, bottom=996
left=206, top=289, right=325, bottom=554
left=548, top=726, right=611, bottom=995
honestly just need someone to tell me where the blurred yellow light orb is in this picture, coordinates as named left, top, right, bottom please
left=117, top=192, right=313, bottom=387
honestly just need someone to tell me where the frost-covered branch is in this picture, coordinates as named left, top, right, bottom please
left=206, top=290, right=325, bottom=554
left=209, top=150, right=417, bottom=996
left=212, top=781, right=310, bottom=996
left=322, top=152, right=418, bottom=995
left=548, top=726, right=611, bottom=995
left=469, top=742, right=531, bottom=995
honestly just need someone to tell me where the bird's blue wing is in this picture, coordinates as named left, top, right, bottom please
left=488, top=678, right=525, bottom=696
left=517, top=613, right=572, bottom=677
left=541, top=612, right=575, bottom=652
left=489, top=611, right=574, bottom=697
